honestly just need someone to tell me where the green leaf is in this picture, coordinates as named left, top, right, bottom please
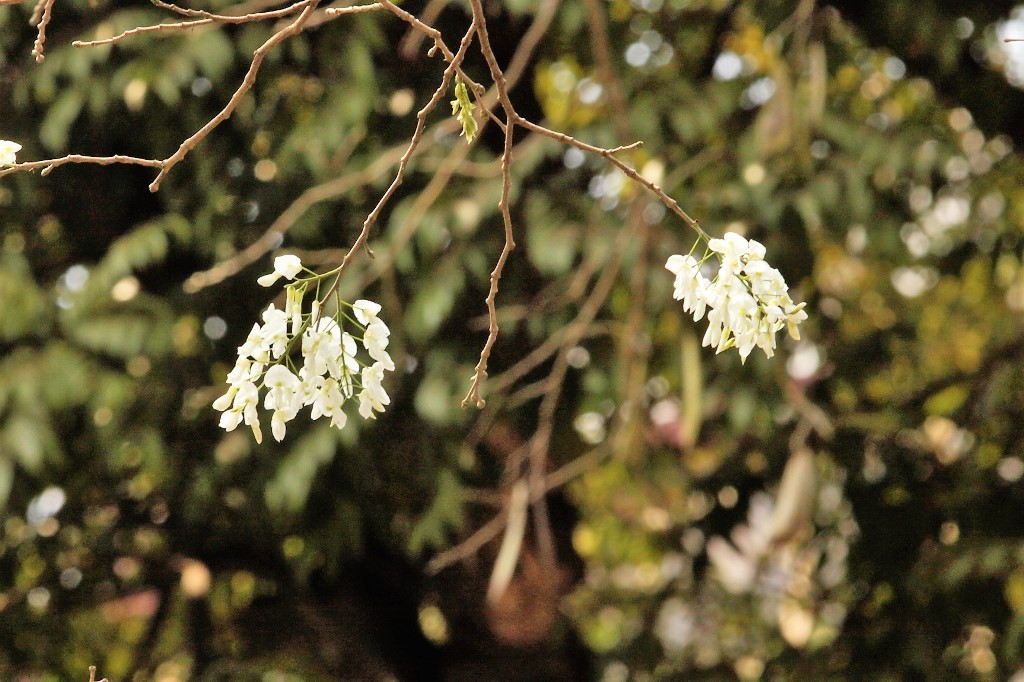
left=414, top=370, right=455, bottom=425
left=0, top=456, right=12, bottom=512
left=407, top=469, right=463, bottom=556
left=450, top=79, right=477, bottom=144
left=406, top=255, right=464, bottom=342
left=4, top=413, right=62, bottom=473
left=264, top=425, right=337, bottom=515
left=0, top=253, right=50, bottom=341
left=189, top=30, right=235, bottom=82
left=68, top=310, right=173, bottom=358
left=39, top=90, right=83, bottom=153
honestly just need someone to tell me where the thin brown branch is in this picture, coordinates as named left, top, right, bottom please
left=316, top=9, right=476, bottom=301
left=308, top=2, right=386, bottom=29
left=29, top=0, right=47, bottom=24
left=182, top=142, right=403, bottom=292
left=378, top=0, right=459, bottom=62
left=0, top=155, right=165, bottom=180
left=460, top=121, right=515, bottom=409
left=426, top=445, right=610, bottom=575
left=398, top=0, right=449, bottom=59
left=183, top=66, right=523, bottom=294
left=356, top=141, right=474, bottom=285
left=485, top=262, right=612, bottom=397
left=151, top=0, right=303, bottom=20
left=516, top=118, right=711, bottom=242
left=461, top=0, right=521, bottom=410
left=73, top=1, right=324, bottom=47
left=74, top=17, right=218, bottom=46
left=31, top=0, right=56, bottom=62
left=148, top=0, right=320, bottom=191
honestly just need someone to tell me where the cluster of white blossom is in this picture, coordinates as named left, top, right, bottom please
left=666, top=232, right=807, bottom=362
left=0, top=140, right=21, bottom=166
left=213, top=255, right=393, bottom=443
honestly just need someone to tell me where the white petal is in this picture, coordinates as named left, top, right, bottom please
left=353, top=299, right=382, bottom=325
left=330, top=409, right=348, bottom=430
left=274, top=255, right=303, bottom=280
left=271, top=411, right=287, bottom=441
left=212, top=391, right=234, bottom=411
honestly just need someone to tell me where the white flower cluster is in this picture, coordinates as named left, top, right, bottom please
left=213, top=255, right=394, bottom=443
left=666, top=232, right=807, bottom=362
left=0, top=140, right=21, bottom=166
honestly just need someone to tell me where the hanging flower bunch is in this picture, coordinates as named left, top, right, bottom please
left=213, top=255, right=394, bottom=443
left=666, top=232, right=807, bottom=362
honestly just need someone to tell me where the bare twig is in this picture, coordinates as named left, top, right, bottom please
left=148, top=0, right=320, bottom=190
left=73, top=1, right=324, bottom=47
left=6, top=0, right=323, bottom=191
left=316, top=5, right=477, bottom=302
left=398, top=0, right=449, bottom=59
left=75, top=17, right=222, bottom=46
left=426, top=444, right=610, bottom=575
left=0, top=155, right=165, bottom=180
left=30, top=0, right=56, bottom=62
left=461, top=0, right=521, bottom=410
left=182, top=142, right=405, bottom=292
left=516, top=119, right=711, bottom=241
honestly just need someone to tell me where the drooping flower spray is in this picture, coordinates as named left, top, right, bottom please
left=666, top=232, right=807, bottom=362
left=213, top=255, right=394, bottom=443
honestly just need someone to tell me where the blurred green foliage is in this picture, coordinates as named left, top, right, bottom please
left=3, top=0, right=1024, bottom=679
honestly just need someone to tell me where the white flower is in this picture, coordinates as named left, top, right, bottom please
left=358, top=390, right=382, bottom=419
left=237, top=323, right=268, bottom=363
left=707, top=232, right=750, bottom=277
left=263, top=365, right=301, bottom=415
left=352, top=299, right=382, bottom=325
left=361, top=362, right=391, bottom=408
left=0, top=140, right=22, bottom=166
left=271, top=410, right=288, bottom=441
left=340, top=332, right=361, bottom=375
left=356, top=363, right=390, bottom=420
left=665, top=254, right=709, bottom=321
left=329, top=407, right=348, bottom=430
left=219, top=380, right=262, bottom=443
left=785, top=302, right=808, bottom=340
left=310, top=377, right=344, bottom=421
left=666, top=232, right=807, bottom=362
left=259, top=304, right=291, bottom=358
left=302, top=318, right=341, bottom=377
left=257, top=254, right=304, bottom=287
left=362, top=320, right=394, bottom=371
left=286, top=286, right=304, bottom=336
left=212, top=285, right=395, bottom=442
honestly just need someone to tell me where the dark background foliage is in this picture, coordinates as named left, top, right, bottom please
left=3, top=0, right=1024, bottom=679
